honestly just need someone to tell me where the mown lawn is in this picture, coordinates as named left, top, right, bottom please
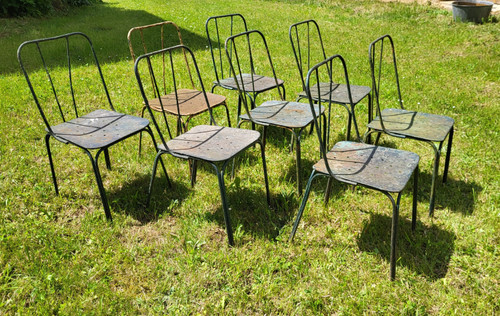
left=0, top=0, right=498, bottom=314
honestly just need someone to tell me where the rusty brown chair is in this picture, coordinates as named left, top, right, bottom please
left=128, top=21, right=231, bottom=142
left=364, top=35, right=454, bottom=216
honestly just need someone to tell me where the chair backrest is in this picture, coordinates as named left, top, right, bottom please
left=205, top=14, right=249, bottom=86
left=134, top=45, right=215, bottom=147
left=128, top=21, right=195, bottom=95
left=369, top=34, right=404, bottom=120
left=305, top=54, right=360, bottom=176
left=225, top=30, right=283, bottom=122
left=289, top=20, right=328, bottom=92
left=17, top=32, right=113, bottom=134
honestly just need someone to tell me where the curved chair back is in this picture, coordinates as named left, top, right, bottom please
left=134, top=44, right=215, bottom=148
left=305, top=54, right=360, bottom=176
left=289, top=19, right=328, bottom=93
left=225, top=29, right=284, bottom=122
left=369, top=34, right=404, bottom=122
left=17, top=32, right=113, bottom=134
left=128, top=21, right=195, bottom=96
left=205, top=13, right=249, bottom=88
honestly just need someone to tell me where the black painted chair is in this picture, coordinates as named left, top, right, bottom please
left=364, top=35, right=454, bottom=215
left=17, top=32, right=164, bottom=221
left=206, top=14, right=286, bottom=126
left=134, top=44, right=270, bottom=246
left=225, top=30, right=325, bottom=194
left=289, top=20, right=371, bottom=142
left=289, top=54, right=420, bottom=280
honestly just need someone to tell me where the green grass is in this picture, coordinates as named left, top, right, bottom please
left=1, top=0, right=499, bottom=313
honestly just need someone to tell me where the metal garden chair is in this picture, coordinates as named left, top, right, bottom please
left=289, top=19, right=371, bottom=142
left=364, top=35, right=454, bottom=216
left=134, top=44, right=270, bottom=246
left=128, top=21, right=231, bottom=140
left=205, top=14, right=286, bottom=126
left=17, top=32, right=165, bottom=221
left=225, top=30, right=326, bottom=194
left=289, top=54, right=420, bottom=280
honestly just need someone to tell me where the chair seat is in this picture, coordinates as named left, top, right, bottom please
left=298, top=82, right=371, bottom=104
left=49, top=109, right=149, bottom=150
left=240, top=101, right=324, bottom=128
left=148, top=89, right=226, bottom=116
left=218, top=73, right=284, bottom=93
left=159, top=125, right=261, bottom=162
left=367, top=108, right=454, bottom=142
left=313, top=141, right=419, bottom=193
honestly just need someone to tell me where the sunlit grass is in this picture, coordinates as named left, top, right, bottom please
left=0, top=0, right=499, bottom=313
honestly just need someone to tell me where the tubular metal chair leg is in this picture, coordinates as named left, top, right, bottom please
left=138, top=106, right=147, bottom=156
left=223, top=101, right=232, bottom=127
left=324, top=177, right=333, bottom=205
left=289, top=170, right=320, bottom=242
left=190, top=160, right=198, bottom=187
left=214, top=164, right=234, bottom=246
left=45, top=134, right=59, bottom=195
left=257, top=140, right=271, bottom=206
left=146, top=151, right=164, bottom=208
left=87, top=149, right=112, bottom=221
left=383, top=191, right=401, bottom=281
left=429, top=143, right=441, bottom=216
left=104, top=148, right=111, bottom=170
left=412, top=165, right=418, bottom=231
left=443, top=127, right=453, bottom=184
left=346, top=111, right=352, bottom=141
left=294, top=129, right=303, bottom=195
left=366, top=94, right=373, bottom=144
left=144, top=126, right=171, bottom=188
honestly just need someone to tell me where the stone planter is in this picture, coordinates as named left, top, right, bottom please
left=452, top=0, right=494, bottom=23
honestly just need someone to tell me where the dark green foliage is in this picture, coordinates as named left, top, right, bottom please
left=0, top=0, right=102, bottom=17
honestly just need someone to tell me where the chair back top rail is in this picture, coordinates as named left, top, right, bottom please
left=134, top=44, right=215, bottom=148
left=17, top=31, right=113, bottom=134
left=205, top=13, right=249, bottom=84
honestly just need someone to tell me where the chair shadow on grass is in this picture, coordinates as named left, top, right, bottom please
left=414, top=171, right=482, bottom=216
left=202, top=177, right=299, bottom=243
left=6, top=3, right=209, bottom=74
left=107, top=172, right=191, bottom=224
left=357, top=213, right=456, bottom=280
